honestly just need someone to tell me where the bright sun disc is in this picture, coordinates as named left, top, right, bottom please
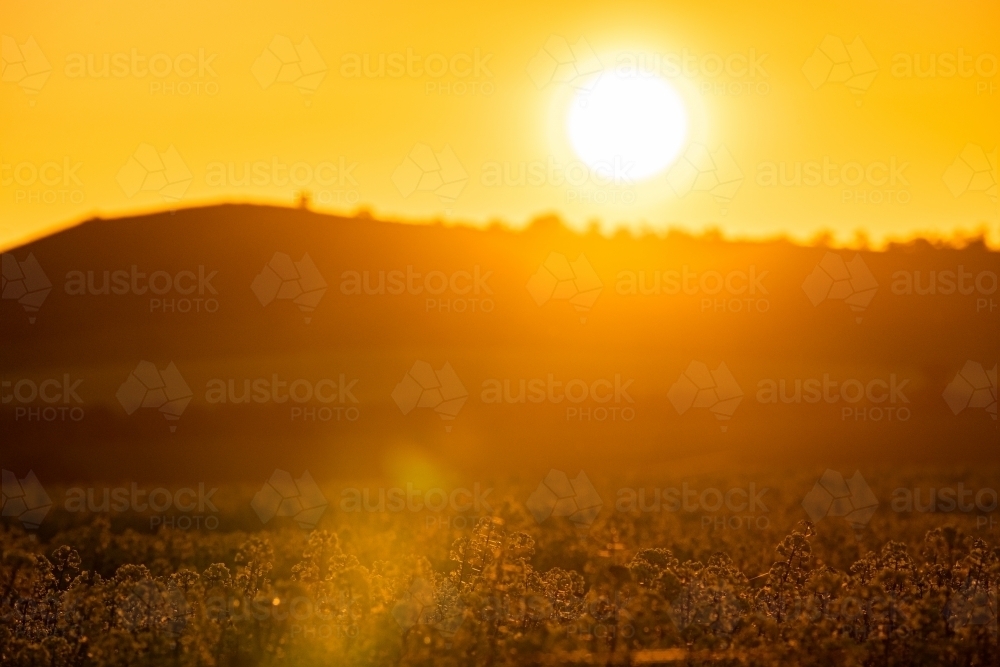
left=568, top=73, right=688, bottom=182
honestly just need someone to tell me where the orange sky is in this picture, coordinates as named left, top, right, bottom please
left=1, top=0, right=997, bottom=250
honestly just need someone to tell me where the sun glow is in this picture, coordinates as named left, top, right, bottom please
left=567, top=72, right=689, bottom=183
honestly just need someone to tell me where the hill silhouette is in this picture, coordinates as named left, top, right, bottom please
left=1, top=204, right=996, bottom=483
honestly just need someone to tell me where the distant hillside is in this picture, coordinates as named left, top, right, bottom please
left=1, top=204, right=997, bottom=482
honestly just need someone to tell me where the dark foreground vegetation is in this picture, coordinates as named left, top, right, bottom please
left=1, top=483, right=998, bottom=666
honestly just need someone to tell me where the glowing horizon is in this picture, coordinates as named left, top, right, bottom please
left=2, top=0, right=998, bottom=251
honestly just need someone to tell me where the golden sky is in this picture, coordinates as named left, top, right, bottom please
left=1, top=0, right=998, bottom=250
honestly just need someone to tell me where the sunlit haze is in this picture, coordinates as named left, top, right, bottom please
left=1, top=0, right=998, bottom=250
left=1, top=3, right=998, bottom=665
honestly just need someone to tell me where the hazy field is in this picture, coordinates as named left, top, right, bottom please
left=2, top=467, right=998, bottom=666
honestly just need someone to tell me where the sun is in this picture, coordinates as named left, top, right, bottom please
left=567, top=73, right=688, bottom=182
